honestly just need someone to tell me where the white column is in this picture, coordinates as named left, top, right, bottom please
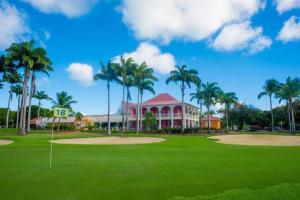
left=170, top=105, right=174, bottom=128
left=158, top=107, right=162, bottom=130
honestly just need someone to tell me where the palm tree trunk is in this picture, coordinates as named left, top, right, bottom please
left=181, top=84, right=185, bottom=133
left=37, top=100, right=41, bottom=118
left=269, top=95, right=274, bottom=132
left=19, top=68, right=30, bottom=135
left=6, top=91, right=12, bottom=128
left=199, top=100, right=202, bottom=132
left=107, top=81, right=111, bottom=135
left=136, top=88, right=140, bottom=132
left=122, top=84, right=125, bottom=133
left=140, top=93, right=143, bottom=131
left=126, top=87, right=129, bottom=131
left=27, top=73, right=35, bottom=133
left=290, top=100, right=296, bottom=134
left=226, top=105, right=229, bottom=133
left=16, top=95, right=20, bottom=129
left=287, top=101, right=292, bottom=134
left=208, top=105, right=211, bottom=134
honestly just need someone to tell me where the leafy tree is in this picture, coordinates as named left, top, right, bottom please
left=190, top=84, right=204, bottom=130
left=275, top=77, right=300, bottom=134
left=27, top=50, right=53, bottom=132
left=94, top=62, right=117, bottom=135
left=52, top=91, right=77, bottom=132
left=3, top=70, right=22, bottom=128
left=143, top=111, right=157, bottom=130
left=201, top=82, right=221, bottom=133
left=258, top=79, right=280, bottom=132
left=113, top=56, right=134, bottom=133
left=6, top=41, right=51, bottom=135
left=33, top=91, right=51, bottom=118
left=166, top=65, right=200, bottom=133
left=218, top=91, right=238, bottom=133
left=132, top=62, right=157, bottom=132
left=139, top=79, right=156, bottom=130
left=75, top=112, right=83, bottom=122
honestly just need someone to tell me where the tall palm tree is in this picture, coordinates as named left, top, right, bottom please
left=166, top=65, right=200, bottom=133
left=190, top=85, right=204, bottom=130
left=6, top=41, right=50, bottom=135
left=94, top=62, right=117, bottom=135
left=33, top=91, right=50, bottom=118
left=114, top=56, right=134, bottom=133
left=218, top=91, right=238, bottom=133
left=27, top=58, right=53, bottom=132
left=75, top=112, right=83, bottom=121
left=52, top=91, right=77, bottom=132
left=132, top=62, right=157, bottom=132
left=139, top=79, right=156, bottom=130
left=11, top=84, right=23, bottom=128
left=258, top=79, right=280, bottom=132
left=0, top=80, right=3, bottom=89
left=3, top=70, right=22, bottom=128
left=275, top=77, right=300, bottom=134
left=125, top=76, right=135, bottom=131
left=201, top=82, right=221, bottom=133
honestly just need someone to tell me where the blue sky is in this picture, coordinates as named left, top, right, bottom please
left=1, top=0, right=300, bottom=115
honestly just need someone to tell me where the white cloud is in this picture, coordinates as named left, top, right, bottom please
left=66, top=63, right=95, bottom=86
left=211, top=22, right=272, bottom=54
left=275, top=0, right=300, bottom=13
left=0, top=1, right=30, bottom=50
left=21, top=0, right=98, bottom=17
left=114, top=43, right=176, bottom=74
left=277, top=16, right=300, bottom=42
left=120, top=0, right=265, bottom=43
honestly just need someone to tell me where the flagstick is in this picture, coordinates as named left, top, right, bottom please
left=50, top=118, right=54, bottom=169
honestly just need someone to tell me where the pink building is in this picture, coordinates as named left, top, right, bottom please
left=126, top=93, right=200, bottom=129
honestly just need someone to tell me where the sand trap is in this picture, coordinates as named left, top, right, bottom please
left=0, top=139, right=13, bottom=145
left=51, top=136, right=166, bottom=145
left=210, top=134, right=300, bottom=146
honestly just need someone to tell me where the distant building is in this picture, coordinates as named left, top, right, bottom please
left=200, top=115, right=221, bottom=130
left=30, top=93, right=221, bottom=130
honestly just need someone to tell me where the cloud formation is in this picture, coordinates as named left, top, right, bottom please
left=277, top=16, right=300, bottom=42
left=114, top=43, right=176, bottom=74
left=66, top=63, right=95, bottom=86
left=275, top=0, right=300, bottom=13
left=21, top=0, right=98, bottom=17
left=120, top=0, right=265, bottom=43
left=212, top=22, right=272, bottom=54
left=0, top=1, right=30, bottom=50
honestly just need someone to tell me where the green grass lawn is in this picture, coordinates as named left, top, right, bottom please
left=1, top=129, right=300, bottom=200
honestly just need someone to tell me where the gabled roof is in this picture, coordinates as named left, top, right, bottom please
left=143, top=93, right=181, bottom=105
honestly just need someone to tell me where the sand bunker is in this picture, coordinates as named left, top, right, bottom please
left=51, top=136, right=166, bottom=145
left=0, top=139, right=13, bottom=145
left=210, top=134, right=300, bottom=146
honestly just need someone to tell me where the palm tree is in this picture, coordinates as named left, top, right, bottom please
left=52, top=91, right=77, bottom=132
left=190, top=85, right=204, bottom=130
left=75, top=112, right=83, bottom=121
left=33, top=91, right=50, bottom=118
left=139, top=79, right=156, bottom=130
left=132, top=62, right=157, bottom=132
left=201, top=82, right=221, bottom=133
left=3, top=70, right=22, bottom=128
left=166, top=65, right=200, bottom=133
left=94, top=62, right=117, bottom=135
left=125, top=76, right=135, bottom=131
left=6, top=41, right=50, bottom=135
left=114, top=56, right=134, bottom=133
left=275, top=77, right=300, bottom=134
left=258, top=79, right=280, bottom=132
left=218, top=91, right=238, bottom=133
left=11, top=84, right=23, bottom=128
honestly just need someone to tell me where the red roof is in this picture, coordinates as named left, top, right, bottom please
left=30, top=117, right=43, bottom=125
left=201, top=115, right=220, bottom=121
left=143, top=93, right=180, bottom=105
